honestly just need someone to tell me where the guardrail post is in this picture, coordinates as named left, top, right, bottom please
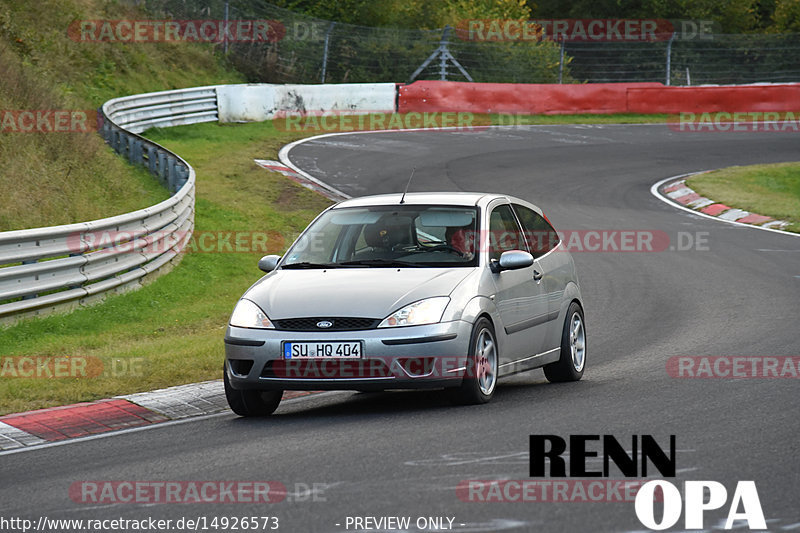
left=175, top=166, right=184, bottom=190
left=129, top=138, right=140, bottom=165
left=167, top=156, right=178, bottom=192
left=113, top=129, right=122, bottom=153
left=102, top=118, right=111, bottom=143
left=147, top=145, right=157, bottom=174
left=158, top=151, right=169, bottom=187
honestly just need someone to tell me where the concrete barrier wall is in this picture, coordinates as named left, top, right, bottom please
left=627, top=84, right=800, bottom=113
left=398, top=80, right=800, bottom=115
left=217, top=83, right=397, bottom=122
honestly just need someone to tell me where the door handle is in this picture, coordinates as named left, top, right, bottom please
left=533, top=269, right=543, bottom=281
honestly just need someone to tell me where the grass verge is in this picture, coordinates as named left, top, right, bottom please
left=687, top=162, right=800, bottom=233
left=0, top=112, right=673, bottom=415
left=0, top=121, right=331, bottom=415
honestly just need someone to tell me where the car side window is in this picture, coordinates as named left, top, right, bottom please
left=488, top=204, right=526, bottom=261
left=512, top=204, right=560, bottom=258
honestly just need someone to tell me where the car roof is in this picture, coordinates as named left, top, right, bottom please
left=334, top=192, right=511, bottom=209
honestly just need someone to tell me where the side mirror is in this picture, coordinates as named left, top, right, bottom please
left=258, top=255, right=281, bottom=273
left=492, top=250, right=534, bottom=272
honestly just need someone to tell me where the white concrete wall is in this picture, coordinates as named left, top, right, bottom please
left=217, top=83, right=396, bottom=122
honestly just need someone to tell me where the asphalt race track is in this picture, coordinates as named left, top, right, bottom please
left=2, top=124, right=799, bottom=532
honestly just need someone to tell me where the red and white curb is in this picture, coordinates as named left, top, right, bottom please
left=652, top=172, right=795, bottom=236
left=0, top=381, right=318, bottom=452
left=254, top=159, right=347, bottom=202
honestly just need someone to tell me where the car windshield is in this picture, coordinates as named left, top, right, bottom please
left=281, top=205, right=479, bottom=268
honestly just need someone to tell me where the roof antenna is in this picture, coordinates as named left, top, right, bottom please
left=400, top=167, right=416, bottom=204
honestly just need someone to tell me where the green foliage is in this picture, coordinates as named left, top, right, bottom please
left=770, top=0, right=800, bottom=31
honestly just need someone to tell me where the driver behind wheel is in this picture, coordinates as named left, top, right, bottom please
left=446, top=225, right=476, bottom=259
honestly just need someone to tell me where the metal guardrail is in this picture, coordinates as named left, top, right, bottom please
left=0, top=86, right=221, bottom=324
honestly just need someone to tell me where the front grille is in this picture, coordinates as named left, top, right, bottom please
left=272, top=317, right=380, bottom=331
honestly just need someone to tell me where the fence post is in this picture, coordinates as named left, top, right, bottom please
left=223, top=2, right=229, bottom=55
left=321, top=22, right=336, bottom=83
left=409, top=25, right=472, bottom=83
left=439, top=25, right=451, bottom=80
left=666, top=32, right=676, bottom=86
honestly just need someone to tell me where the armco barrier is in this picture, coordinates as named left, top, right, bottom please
left=0, top=87, right=212, bottom=324
left=0, top=83, right=399, bottom=325
left=398, top=80, right=800, bottom=115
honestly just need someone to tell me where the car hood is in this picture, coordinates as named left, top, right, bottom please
left=244, top=268, right=475, bottom=319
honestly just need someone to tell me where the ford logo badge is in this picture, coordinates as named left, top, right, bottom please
left=316, top=320, right=333, bottom=329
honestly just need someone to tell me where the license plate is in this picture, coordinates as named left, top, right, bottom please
left=283, top=341, right=362, bottom=359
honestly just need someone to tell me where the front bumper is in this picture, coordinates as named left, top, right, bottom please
left=224, top=320, right=473, bottom=391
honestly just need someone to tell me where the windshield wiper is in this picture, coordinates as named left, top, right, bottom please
left=280, top=262, right=339, bottom=269
left=339, top=259, right=423, bottom=268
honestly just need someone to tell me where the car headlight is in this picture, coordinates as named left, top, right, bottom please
left=378, top=297, right=450, bottom=328
left=230, top=299, right=274, bottom=329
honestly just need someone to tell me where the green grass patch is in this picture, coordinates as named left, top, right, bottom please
left=0, top=112, right=674, bottom=414
left=687, top=162, right=800, bottom=232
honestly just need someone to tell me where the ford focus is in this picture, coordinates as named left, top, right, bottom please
left=223, top=192, right=586, bottom=416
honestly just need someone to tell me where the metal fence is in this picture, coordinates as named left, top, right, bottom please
left=140, top=0, right=800, bottom=85
left=0, top=87, right=221, bottom=324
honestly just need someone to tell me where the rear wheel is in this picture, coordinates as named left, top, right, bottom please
left=449, top=317, right=498, bottom=405
left=224, top=365, right=282, bottom=416
left=544, top=302, right=586, bottom=383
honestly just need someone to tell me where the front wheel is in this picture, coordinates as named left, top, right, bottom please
left=449, top=317, right=498, bottom=405
left=224, top=365, right=282, bottom=416
left=544, top=302, right=586, bottom=383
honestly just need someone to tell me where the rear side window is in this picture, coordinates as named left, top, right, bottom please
left=488, top=204, right=526, bottom=261
left=512, top=204, right=560, bottom=258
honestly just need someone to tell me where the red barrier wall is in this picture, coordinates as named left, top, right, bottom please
left=398, top=80, right=800, bottom=115
left=627, top=85, right=800, bottom=113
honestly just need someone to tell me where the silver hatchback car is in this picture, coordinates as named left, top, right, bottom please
left=224, top=192, right=586, bottom=416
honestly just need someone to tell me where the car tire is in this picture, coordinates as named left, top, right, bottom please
left=449, top=317, right=498, bottom=405
left=544, top=302, right=586, bottom=383
left=224, top=365, right=282, bottom=416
